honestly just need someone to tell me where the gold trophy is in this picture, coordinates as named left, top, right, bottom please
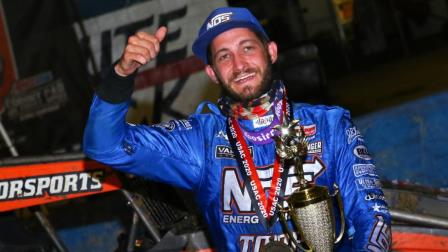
left=273, top=119, right=345, bottom=252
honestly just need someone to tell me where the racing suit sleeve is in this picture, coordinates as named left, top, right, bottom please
left=82, top=68, right=205, bottom=191
left=334, top=110, right=392, bottom=251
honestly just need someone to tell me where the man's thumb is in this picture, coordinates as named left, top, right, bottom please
left=155, top=26, right=167, bottom=42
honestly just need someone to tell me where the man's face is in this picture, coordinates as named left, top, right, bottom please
left=205, top=28, right=278, bottom=102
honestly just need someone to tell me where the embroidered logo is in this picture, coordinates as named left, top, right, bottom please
left=207, top=12, right=233, bottom=30
left=253, top=115, right=274, bottom=128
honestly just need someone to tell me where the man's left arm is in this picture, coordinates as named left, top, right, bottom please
left=334, top=109, right=392, bottom=251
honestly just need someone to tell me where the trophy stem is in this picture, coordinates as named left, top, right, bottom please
left=295, top=157, right=307, bottom=188
left=286, top=157, right=307, bottom=188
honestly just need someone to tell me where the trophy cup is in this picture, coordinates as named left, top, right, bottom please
left=273, top=120, right=345, bottom=252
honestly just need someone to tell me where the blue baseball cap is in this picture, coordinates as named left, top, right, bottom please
left=192, top=7, right=269, bottom=65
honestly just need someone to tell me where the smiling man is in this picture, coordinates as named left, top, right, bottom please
left=204, top=27, right=276, bottom=102
left=84, top=7, right=392, bottom=252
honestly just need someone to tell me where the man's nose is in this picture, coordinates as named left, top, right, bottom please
left=232, top=53, right=247, bottom=72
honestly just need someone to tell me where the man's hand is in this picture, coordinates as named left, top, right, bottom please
left=115, top=26, right=167, bottom=77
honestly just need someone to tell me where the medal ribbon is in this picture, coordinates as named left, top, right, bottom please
left=226, top=96, right=289, bottom=226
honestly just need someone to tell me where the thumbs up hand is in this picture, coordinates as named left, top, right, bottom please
left=115, top=26, right=167, bottom=77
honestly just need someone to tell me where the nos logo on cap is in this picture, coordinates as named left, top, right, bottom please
left=207, top=12, right=233, bottom=30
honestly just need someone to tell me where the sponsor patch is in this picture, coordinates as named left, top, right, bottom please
left=355, top=178, right=381, bottom=190
left=216, top=145, right=235, bottom=159
left=353, top=164, right=377, bottom=177
left=300, top=157, right=325, bottom=183
left=346, top=126, right=363, bottom=144
left=302, top=124, right=316, bottom=137
left=252, top=115, right=274, bottom=128
left=154, top=119, right=192, bottom=131
left=367, top=215, right=391, bottom=252
left=222, top=214, right=259, bottom=224
left=243, top=128, right=276, bottom=145
left=353, top=145, right=372, bottom=160
left=207, top=12, right=233, bottom=29
left=215, top=145, right=252, bottom=159
left=239, top=232, right=299, bottom=252
left=307, top=141, right=322, bottom=154
left=221, top=160, right=326, bottom=219
left=365, top=192, right=386, bottom=201
left=372, top=203, right=389, bottom=213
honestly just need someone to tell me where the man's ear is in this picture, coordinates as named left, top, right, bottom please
left=205, top=65, right=219, bottom=84
left=267, top=41, right=278, bottom=64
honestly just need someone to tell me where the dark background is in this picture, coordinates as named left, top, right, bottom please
left=0, top=0, right=447, bottom=251
left=0, top=0, right=447, bottom=157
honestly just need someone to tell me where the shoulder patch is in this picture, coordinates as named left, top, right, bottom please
left=346, top=126, right=364, bottom=144
left=353, top=145, right=372, bottom=160
left=153, top=119, right=193, bottom=131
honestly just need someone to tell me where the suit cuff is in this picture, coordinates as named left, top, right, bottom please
left=96, top=65, right=137, bottom=103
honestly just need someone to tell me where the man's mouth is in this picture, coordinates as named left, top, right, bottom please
left=233, top=72, right=256, bottom=84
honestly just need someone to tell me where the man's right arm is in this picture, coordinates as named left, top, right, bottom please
left=82, top=27, right=205, bottom=190
left=84, top=26, right=168, bottom=155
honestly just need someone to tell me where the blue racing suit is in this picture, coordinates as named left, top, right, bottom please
left=83, top=72, right=392, bottom=252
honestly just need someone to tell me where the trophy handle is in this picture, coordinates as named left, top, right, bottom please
left=277, top=204, right=312, bottom=252
left=331, top=184, right=345, bottom=244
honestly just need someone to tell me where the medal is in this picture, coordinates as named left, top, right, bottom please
left=227, top=117, right=283, bottom=226
left=225, top=96, right=289, bottom=227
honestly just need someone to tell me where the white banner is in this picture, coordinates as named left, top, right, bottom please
left=75, top=0, right=227, bottom=123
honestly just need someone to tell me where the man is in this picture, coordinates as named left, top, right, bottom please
left=83, top=7, right=392, bottom=252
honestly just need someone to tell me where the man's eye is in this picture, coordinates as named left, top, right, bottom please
left=217, top=54, right=230, bottom=62
left=244, top=46, right=254, bottom=52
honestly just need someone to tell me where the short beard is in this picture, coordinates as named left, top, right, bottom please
left=216, top=60, right=273, bottom=104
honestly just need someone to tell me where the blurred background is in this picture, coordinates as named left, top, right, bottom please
left=0, top=0, right=447, bottom=251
